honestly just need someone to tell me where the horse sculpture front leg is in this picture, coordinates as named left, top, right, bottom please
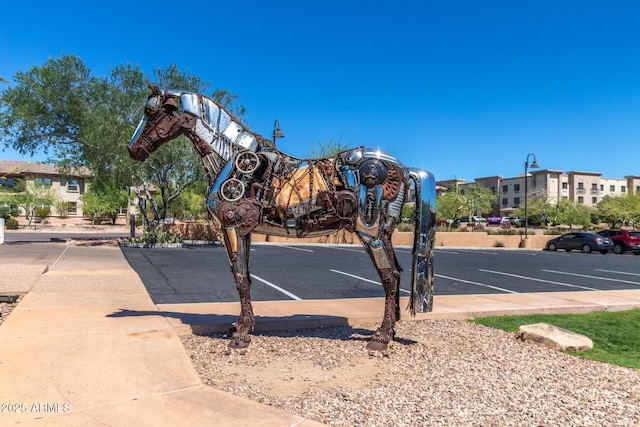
left=359, top=232, right=401, bottom=356
left=221, top=229, right=255, bottom=349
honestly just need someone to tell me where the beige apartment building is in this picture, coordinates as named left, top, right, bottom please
left=441, top=171, right=640, bottom=217
left=0, top=160, right=91, bottom=217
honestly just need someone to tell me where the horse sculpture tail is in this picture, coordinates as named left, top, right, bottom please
left=407, top=168, right=436, bottom=315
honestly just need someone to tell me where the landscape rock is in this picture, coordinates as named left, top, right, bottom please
left=516, top=322, right=593, bottom=352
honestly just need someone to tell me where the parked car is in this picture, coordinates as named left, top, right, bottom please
left=486, top=216, right=502, bottom=225
left=546, top=232, right=614, bottom=254
left=453, top=216, right=487, bottom=227
left=509, top=217, right=523, bottom=226
left=597, top=229, right=640, bottom=255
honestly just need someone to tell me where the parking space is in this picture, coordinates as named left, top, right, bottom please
left=120, top=244, right=640, bottom=304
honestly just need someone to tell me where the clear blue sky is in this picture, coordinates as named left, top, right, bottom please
left=1, top=1, right=639, bottom=182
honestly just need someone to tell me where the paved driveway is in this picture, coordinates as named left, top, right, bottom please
left=120, top=244, right=640, bottom=304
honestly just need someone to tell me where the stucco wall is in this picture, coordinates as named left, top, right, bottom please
left=164, top=223, right=550, bottom=249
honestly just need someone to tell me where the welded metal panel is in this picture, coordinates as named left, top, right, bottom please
left=363, top=147, right=402, bottom=165
left=222, top=122, right=242, bottom=142
left=217, top=109, right=231, bottom=133
left=235, top=132, right=258, bottom=151
left=202, top=98, right=221, bottom=127
left=180, top=93, right=201, bottom=117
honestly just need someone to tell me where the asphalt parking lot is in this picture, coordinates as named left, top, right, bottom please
left=120, top=244, right=640, bottom=304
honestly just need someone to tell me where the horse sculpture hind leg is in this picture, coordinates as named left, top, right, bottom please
left=358, top=231, right=402, bottom=355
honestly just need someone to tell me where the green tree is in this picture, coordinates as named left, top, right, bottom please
left=168, top=184, right=208, bottom=221
left=553, top=199, right=593, bottom=229
left=81, top=184, right=128, bottom=224
left=459, top=184, right=496, bottom=219
left=512, top=187, right=551, bottom=226
left=0, top=178, right=58, bottom=226
left=436, top=191, right=467, bottom=228
left=597, top=194, right=640, bottom=228
left=0, top=55, right=245, bottom=227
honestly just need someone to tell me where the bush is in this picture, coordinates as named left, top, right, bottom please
left=0, top=206, right=19, bottom=220
left=494, top=241, right=505, bottom=247
left=487, top=228, right=521, bottom=235
left=397, top=222, right=414, bottom=232
left=35, top=208, right=51, bottom=219
left=4, top=217, right=19, bottom=229
left=130, top=224, right=184, bottom=245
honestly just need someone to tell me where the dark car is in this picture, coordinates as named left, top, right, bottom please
left=546, top=232, right=614, bottom=254
left=597, top=229, right=640, bottom=255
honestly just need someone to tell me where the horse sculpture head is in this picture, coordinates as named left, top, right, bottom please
left=128, top=79, right=183, bottom=161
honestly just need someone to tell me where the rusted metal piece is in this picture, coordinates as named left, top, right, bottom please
left=128, top=81, right=437, bottom=354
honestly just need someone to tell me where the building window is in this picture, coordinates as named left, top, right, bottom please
left=592, top=197, right=598, bottom=204
left=562, top=182, right=568, bottom=190
left=610, top=185, right=615, bottom=192
left=514, top=197, right=520, bottom=205
left=578, top=196, right=584, bottom=204
left=621, top=186, right=626, bottom=193
left=502, top=198, right=508, bottom=206
left=514, top=184, right=520, bottom=192
left=600, top=184, right=604, bottom=191
left=35, top=177, right=53, bottom=188
left=67, top=202, right=78, bottom=215
left=67, top=179, right=79, bottom=192
left=502, top=185, right=508, bottom=193
left=591, top=183, right=598, bottom=190
left=577, top=182, right=584, bottom=190
left=0, top=177, right=16, bottom=190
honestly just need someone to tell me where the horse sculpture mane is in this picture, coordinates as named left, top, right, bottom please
left=128, top=80, right=436, bottom=355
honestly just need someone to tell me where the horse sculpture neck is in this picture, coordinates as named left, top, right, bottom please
left=160, top=90, right=275, bottom=185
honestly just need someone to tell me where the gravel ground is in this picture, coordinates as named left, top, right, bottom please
left=0, top=295, right=22, bottom=327
left=182, top=319, right=640, bottom=427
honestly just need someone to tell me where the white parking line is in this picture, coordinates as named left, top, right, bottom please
left=456, top=249, right=499, bottom=255
left=542, top=270, right=640, bottom=286
left=327, top=246, right=365, bottom=253
left=330, top=269, right=411, bottom=294
left=481, top=269, right=599, bottom=291
left=274, top=245, right=314, bottom=252
left=435, top=274, right=518, bottom=294
left=250, top=274, right=302, bottom=300
left=595, top=269, right=640, bottom=277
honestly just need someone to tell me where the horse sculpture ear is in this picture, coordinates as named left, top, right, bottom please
left=145, top=78, right=161, bottom=96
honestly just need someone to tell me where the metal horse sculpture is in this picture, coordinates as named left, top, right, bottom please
left=128, top=80, right=436, bottom=354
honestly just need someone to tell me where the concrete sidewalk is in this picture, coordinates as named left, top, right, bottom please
left=1, top=241, right=640, bottom=426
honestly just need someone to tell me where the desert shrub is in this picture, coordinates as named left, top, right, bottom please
left=4, top=217, right=19, bottom=229
left=130, top=224, right=183, bottom=245
left=397, top=222, right=415, bottom=232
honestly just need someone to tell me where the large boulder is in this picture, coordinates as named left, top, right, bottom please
left=515, top=323, right=593, bottom=352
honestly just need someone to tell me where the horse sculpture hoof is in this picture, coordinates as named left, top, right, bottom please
left=366, top=339, right=389, bottom=355
left=228, top=335, right=251, bottom=349
left=366, top=327, right=393, bottom=356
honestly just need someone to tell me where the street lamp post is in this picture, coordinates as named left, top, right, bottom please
left=273, top=119, right=284, bottom=144
left=524, top=153, right=540, bottom=239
